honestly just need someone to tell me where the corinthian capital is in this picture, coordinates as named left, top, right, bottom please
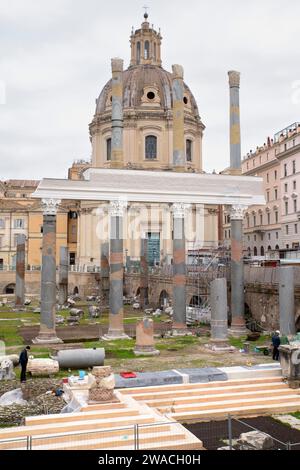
left=41, top=198, right=61, bottom=215
left=171, top=203, right=191, bottom=218
left=228, top=70, right=240, bottom=88
left=230, top=204, right=247, bottom=220
left=108, top=199, right=127, bottom=217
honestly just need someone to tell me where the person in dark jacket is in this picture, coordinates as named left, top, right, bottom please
left=19, top=346, right=30, bottom=383
left=272, top=331, right=281, bottom=361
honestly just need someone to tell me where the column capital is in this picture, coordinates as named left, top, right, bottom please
left=172, top=64, right=184, bottom=80
left=228, top=70, right=240, bottom=88
left=41, top=198, right=61, bottom=215
left=111, top=57, right=124, bottom=73
left=230, top=204, right=247, bottom=220
left=108, top=199, right=127, bottom=217
left=171, top=203, right=191, bottom=218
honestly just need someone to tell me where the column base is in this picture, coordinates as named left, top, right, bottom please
left=168, top=328, right=193, bottom=337
left=134, top=346, right=160, bottom=357
left=206, top=339, right=235, bottom=352
left=228, top=326, right=249, bottom=337
left=101, top=331, right=131, bottom=341
left=32, top=334, right=63, bottom=345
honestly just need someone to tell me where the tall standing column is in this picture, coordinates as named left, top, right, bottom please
left=228, top=70, right=241, bottom=170
left=102, top=200, right=129, bottom=340
left=172, top=64, right=185, bottom=171
left=279, top=267, right=296, bottom=337
left=58, top=246, right=69, bottom=306
left=33, top=199, right=62, bottom=344
left=210, top=278, right=228, bottom=343
left=230, top=204, right=247, bottom=336
left=172, top=203, right=190, bottom=330
left=100, top=241, right=110, bottom=306
left=111, top=58, right=124, bottom=169
left=140, top=237, right=149, bottom=309
left=15, top=234, right=26, bottom=307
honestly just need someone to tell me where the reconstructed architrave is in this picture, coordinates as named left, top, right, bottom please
left=32, top=168, right=265, bottom=207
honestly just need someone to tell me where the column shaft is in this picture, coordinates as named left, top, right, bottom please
left=111, top=58, right=124, bottom=168
left=228, top=70, right=241, bottom=170
left=172, top=209, right=186, bottom=329
left=279, top=267, right=296, bottom=337
left=172, top=65, right=185, bottom=170
left=15, top=234, right=25, bottom=307
left=34, top=199, right=62, bottom=344
left=230, top=215, right=246, bottom=333
left=58, top=246, right=69, bottom=305
left=100, top=241, right=110, bottom=306
left=210, top=278, right=228, bottom=342
left=140, top=238, right=149, bottom=309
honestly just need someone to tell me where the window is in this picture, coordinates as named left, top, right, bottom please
left=14, top=219, right=24, bottom=229
left=253, top=215, right=256, bottom=226
left=267, top=213, right=270, bottom=225
left=295, top=224, right=298, bottom=234
left=276, top=232, right=279, bottom=239
left=0, top=236, right=2, bottom=248
left=293, top=160, right=296, bottom=174
left=224, top=230, right=227, bottom=239
left=275, top=211, right=278, bottom=223
left=274, top=189, right=278, bottom=200
left=254, top=235, right=257, bottom=242
left=137, top=42, right=141, bottom=64
left=145, top=135, right=157, bottom=159
left=284, top=143, right=287, bottom=152
left=260, top=214, right=263, bottom=225
left=285, top=201, right=288, bottom=215
left=293, top=180, right=297, bottom=190
left=247, top=216, right=249, bottom=228
left=260, top=234, right=263, bottom=241
left=254, top=246, right=257, bottom=256
left=284, top=164, right=287, bottom=177
left=274, top=170, right=277, bottom=180
left=294, top=199, right=297, bottom=213
left=248, top=235, right=250, bottom=242
left=266, top=191, right=270, bottom=202
left=144, top=40, right=150, bottom=59
left=268, top=233, right=271, bottom=240
left=14, top=234, right=19, bottom=247
left=0, top=219, right=4, bottom=229
left=286, top=225, right=289, bottom=235
left=106, top=138, right=111, bottom=161
left=186, top=139, right=193, bottom=162
left=228, top=229, right=231, bottom=238
left=154, top=43, right=156, bottom=61
left=286, top=244, right=289, bottom=249
left=266, top=173, right=269, bottom=183
left=285, top=183, right=288, bottom=192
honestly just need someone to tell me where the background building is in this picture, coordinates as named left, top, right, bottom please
left=223, top=122, right=300, bottom=257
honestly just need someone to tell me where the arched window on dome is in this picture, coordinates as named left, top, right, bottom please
left=137, top=42, right=141, bottom=64
left=144, top=41, right=150, bottom=60
left=106, top=138, right=112, bottom=161
left=154, top=43, right=157, bottom=61
left=186, top=139, right=193, bottom=162
left=145, top=135, right=157, bottom=160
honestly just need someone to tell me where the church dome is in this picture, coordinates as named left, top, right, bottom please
left=95, top=64, right=200, bottom=119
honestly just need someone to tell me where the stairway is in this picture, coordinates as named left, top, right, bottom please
left=0, top=393, right=202, bottom=450
left=121, top=376, right=300, bottom=422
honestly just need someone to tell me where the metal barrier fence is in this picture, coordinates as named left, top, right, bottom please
left=0, top=415, right=300, bottom=450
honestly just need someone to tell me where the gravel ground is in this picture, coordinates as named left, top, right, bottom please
left=184, top=416, right=300, bottom=450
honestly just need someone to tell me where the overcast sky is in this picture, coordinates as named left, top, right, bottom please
left=1, top=0, right=299, bottom=180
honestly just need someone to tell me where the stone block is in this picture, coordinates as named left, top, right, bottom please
left=237, top=431, right=274, bottom=450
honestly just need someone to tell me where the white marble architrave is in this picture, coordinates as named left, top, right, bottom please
left=33, top=168, right=265, bottom=208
